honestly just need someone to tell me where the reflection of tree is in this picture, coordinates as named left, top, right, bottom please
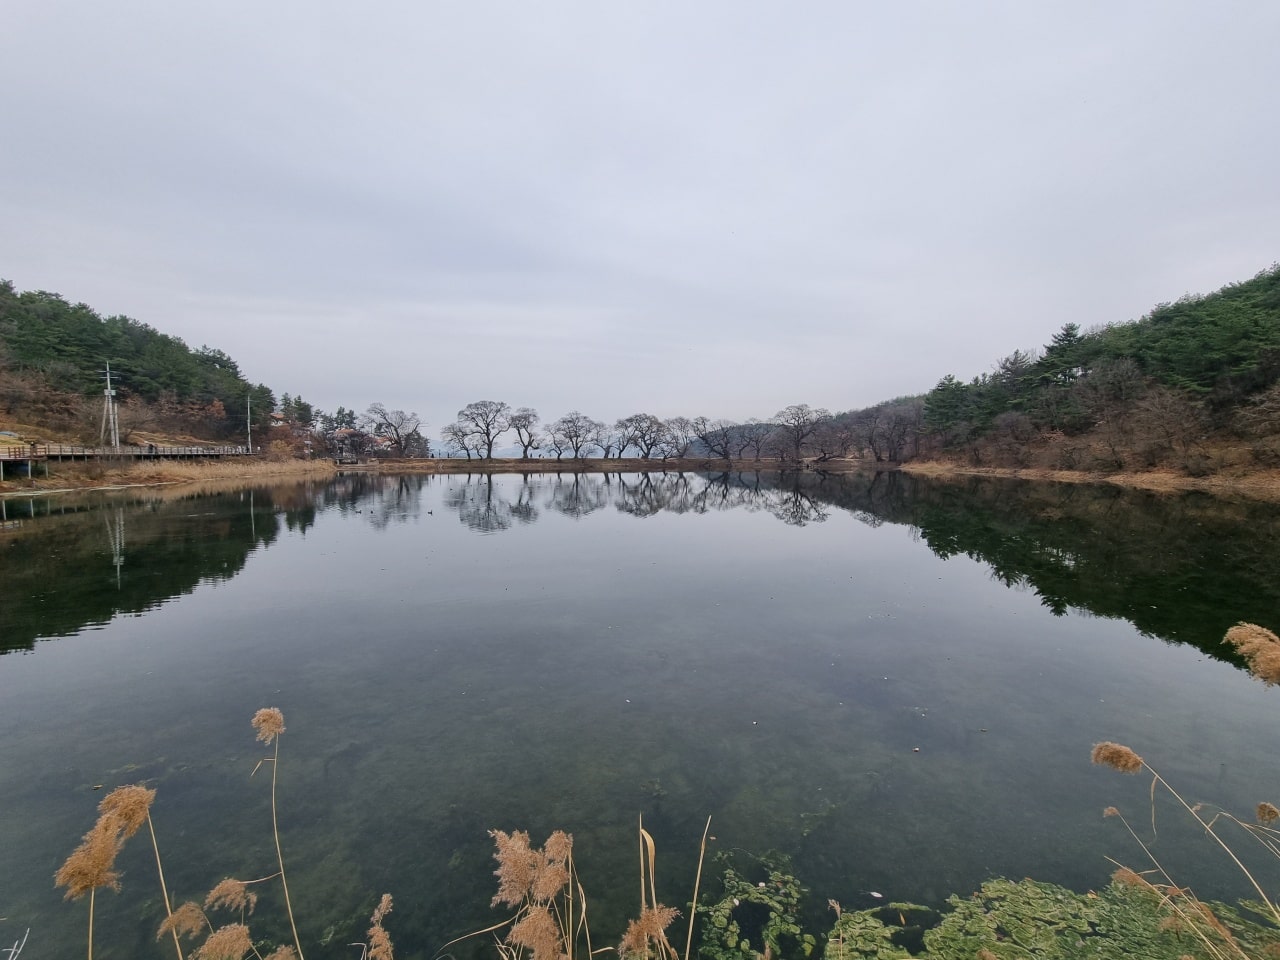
left=362, top=475, right=429, bottom=530
left=761, top=481, right=829, bottom=527
left=314, top=473, right=431, bottom=530
left=546, top=473, right=608, bottom=519
left=615, top=474, right=666, bottom=517
left=445, top=476, right=514, bottom=533
left=510, top=476, right=540, bottom=525
left=1, top=486, right=288, bottom=654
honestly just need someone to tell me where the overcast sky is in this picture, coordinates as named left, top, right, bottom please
left=2, top=2, right=1277, bottom=434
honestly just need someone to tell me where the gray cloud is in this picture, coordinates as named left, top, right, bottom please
left=2, top=1, right=1277, bottom=434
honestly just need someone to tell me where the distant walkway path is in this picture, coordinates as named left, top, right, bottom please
left=0, top=443, right=252, bottom=480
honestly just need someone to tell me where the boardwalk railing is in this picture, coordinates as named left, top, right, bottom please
left=1, top=444, right=253, bottom=461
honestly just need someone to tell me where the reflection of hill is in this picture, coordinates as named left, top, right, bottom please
left=0, top=483, right=316, bottom=654
left=787, top=470, right=1279, bottom=664
left=9, top=468, right=1274, bottom=668
left=436, top=468, right=1279, bottom=664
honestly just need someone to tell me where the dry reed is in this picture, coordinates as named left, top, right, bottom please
left=57, top=711, right=398, bottom=960
left=157, top=901, right=209, bottom=942
left=205, top=879, right=258, bottom=916
left=250, top=707, right=304, bottom=960
left=55, top=782, right=173, bottom=960
left=1224, top=623, right=1280, bottom=686
left=364, top=894, right=395, bottom=960
left=615, top=815, right=712, bottom=960
left=484, top=829, right=579, bottom=960
left=1094, top=718, right=1280, bottom=960
left=192, top=922, right=253, bottom=960
left=1091, top=741, right=1144, bottom=774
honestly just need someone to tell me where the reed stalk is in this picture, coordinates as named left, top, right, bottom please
left=252, top=708, right=305, bottom=960
left=683, top=817, right=712, bottom=960
left=271, top=740, right=304, bottom=959
left=147, top=812, right=185, bottom=960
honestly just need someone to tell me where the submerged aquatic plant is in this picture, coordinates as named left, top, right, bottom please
left=697, top=851, right=816, bottom=960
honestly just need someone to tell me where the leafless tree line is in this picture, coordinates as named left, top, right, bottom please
left=433, top=399, right=927, bottom=463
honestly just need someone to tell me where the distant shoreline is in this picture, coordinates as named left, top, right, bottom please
left=5, top=454, right=1280, bottom=502
left=899, top=460, right=1280, bottom=502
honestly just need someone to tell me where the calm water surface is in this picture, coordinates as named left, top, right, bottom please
left=2, top=470, right=1279, bottom=958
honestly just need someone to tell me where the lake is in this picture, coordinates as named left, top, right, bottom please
left=3, top=469, right=1279, bottom=958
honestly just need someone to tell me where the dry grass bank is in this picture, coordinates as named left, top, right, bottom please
left=0, top=457, right=337, bottom=498
left=901, top=459, right=1280, bottom=502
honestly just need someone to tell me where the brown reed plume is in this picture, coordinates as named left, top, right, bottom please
left=206, top=878, right=260, bottom=916
left=1090, top=741, right=1144, bottom=774
left=362, top=893, right=395, bottom=960
left=251, top=707, right=305, bottom=960
left=192, top=923, right=253, bottom=960
left=157, top=901, right=210, bottom=943
left=1223, top=622, right=1280, bottom=686
left=100, top=783, right=188, bottom=960
left=623, top=817, right=681, bottom=960
left=438, top=829, right=588, bottom=960
left=617, top=815, right=712, bottom=960
left=161, top=876, right=296, bottom=960
left=55, top=783, right=172, bottom=960
left=55, top=813, right=122, bottom=960
left=1094, top=740, right=1280, bottom=959
left=1099, top=808, right=1250, bottom=960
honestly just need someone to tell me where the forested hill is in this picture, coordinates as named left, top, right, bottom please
left=920, top=264, right=1280, bottom=469
left=0, top=280, right=276, bottom=437
left=1113, top=264, right=1280, bottom=397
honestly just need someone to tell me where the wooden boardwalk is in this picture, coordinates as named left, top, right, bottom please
left=1, top=443, right=252, bottom=461
left=0, top=443, right=253, bottom=479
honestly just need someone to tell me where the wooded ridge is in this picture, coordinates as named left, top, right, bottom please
left=2, top=264, right=1278, bottom=474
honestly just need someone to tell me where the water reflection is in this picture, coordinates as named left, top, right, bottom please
left=0, top=481, right=316, bottom=654
left=4, top=468, right=1280, bottom=957
left=5, top=470, right=1279, bottom=667
left=433, top=471, right=834, bottom=527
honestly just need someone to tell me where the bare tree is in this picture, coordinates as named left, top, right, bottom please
left=662, top=416, right=697, bottom=459
left=457, top=400, right=512, bottom=459
left=850, top=406, right=886, bottom=460
left=736, top=419, right=773, bottom=459
left=693, top=417, right=736, bottom=460
left=772, top=404, right=831, bottom=459
left=883, top=397, right=925, bottom=460
left=362, top=403, right=425, bottom=457
left=549, top=411, right=603, bottom=459
left=610, top=417, right=640, bottom=457
left=586, top=418, right=612, bottom=457
left=509, top=407, right=541, bottom=458
left=813, top=417, right=856, bottom=461
left=1236, top=382, right=1280, bottom=437
left=1132, top=386, right=1207, bottom=463
left=543, top=425, right=568, bottom=460
left=616, top=413, right=667, bottom=458
left=848, top=398, right=922, bottom=462
left=441, top=421, right=482, bottom=459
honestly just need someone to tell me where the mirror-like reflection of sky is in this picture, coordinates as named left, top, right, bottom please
left=2, top=470, right=1278, bottom=958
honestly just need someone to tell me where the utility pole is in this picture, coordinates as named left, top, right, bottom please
left=100, top=363, right=121, bottom=451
